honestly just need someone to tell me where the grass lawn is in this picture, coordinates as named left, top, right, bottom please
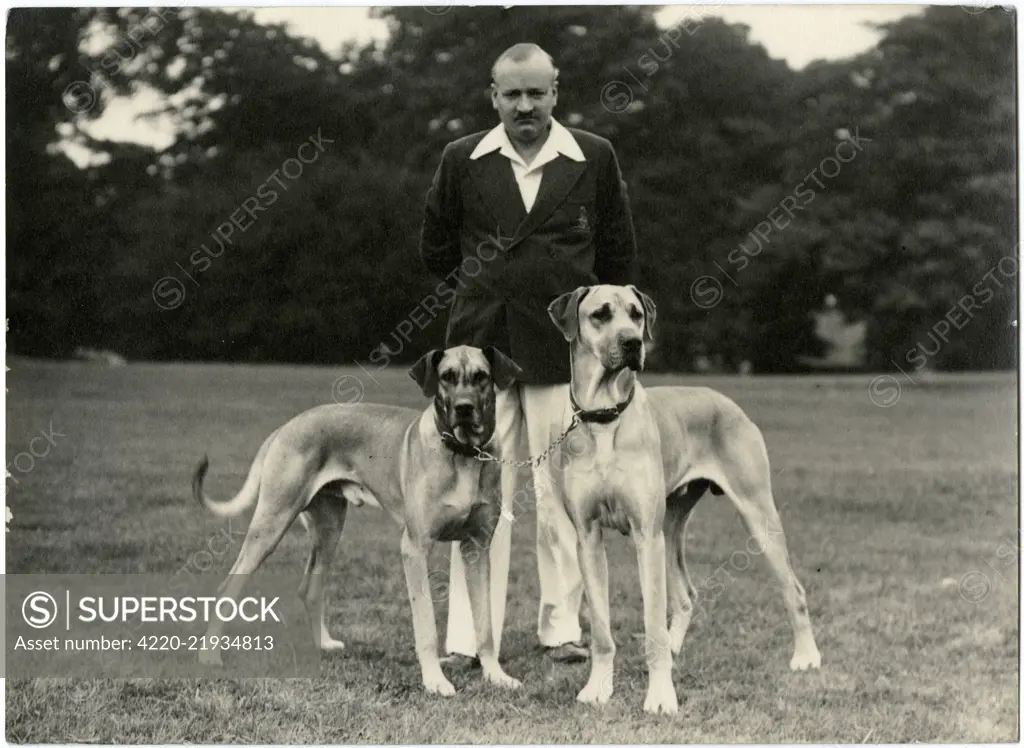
left=4, top=358, right=1018, bottom=743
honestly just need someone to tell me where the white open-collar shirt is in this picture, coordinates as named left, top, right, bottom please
left=469, top=119, right=586, bottom=213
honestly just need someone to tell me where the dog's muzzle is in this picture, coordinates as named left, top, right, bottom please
left=621, top=338, right=644, bottom=371
left=447, top=401, right=493, bottom=448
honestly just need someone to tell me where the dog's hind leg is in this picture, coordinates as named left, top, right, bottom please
left=297, top=494, right=348, bottom=653
left=714, top=421, right=821, bottom=671
left=665, top=485, right=702, bottom=655
left=199, top=462, right=312, bottom=666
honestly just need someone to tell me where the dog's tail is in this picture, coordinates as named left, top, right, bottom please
left=192, top=428, right=281, bottom=518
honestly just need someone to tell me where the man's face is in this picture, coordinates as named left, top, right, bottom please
left=491, top=56, right=557, bottom=145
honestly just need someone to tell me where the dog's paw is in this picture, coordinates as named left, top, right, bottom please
left=424, top=675, right=456, bottom=697
left=484, top=669, right=522, bottom=690
left=319, top=637, right=346, bottom=653
left=198, top=650, right=223, bottom=667
left=576, top=671, right=613, bottom=705
left=789, top=646, right=821, bottom=671
left=643, top=684, right=679, bottom=715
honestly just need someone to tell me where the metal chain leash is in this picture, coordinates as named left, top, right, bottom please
left=470, top=412, right=582, bottom=468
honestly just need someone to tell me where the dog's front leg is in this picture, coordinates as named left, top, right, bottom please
left=460, top=535, right=521, bottom=690
left=635, top=528, right=679, bottom=715
left=400, top=528, right=454, bottom=696
left=575, top=521, right=615, bottom=705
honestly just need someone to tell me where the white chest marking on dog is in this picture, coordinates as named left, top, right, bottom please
left=443, top=466, right=481, bottom=513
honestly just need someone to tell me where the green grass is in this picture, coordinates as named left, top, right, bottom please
left=4, top=358, right=1018, bottom=743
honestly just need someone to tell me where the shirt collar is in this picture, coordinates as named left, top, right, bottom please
left=469, top=119, right=586, bottom=167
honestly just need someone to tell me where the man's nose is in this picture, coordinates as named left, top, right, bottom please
left=515, top=96, right=534, bottom=113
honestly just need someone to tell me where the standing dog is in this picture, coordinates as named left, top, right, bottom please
left=546, top=285, right=822, bottom=714
left=191, top=345, right=524, bottom=696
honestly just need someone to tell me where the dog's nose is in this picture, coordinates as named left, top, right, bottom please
left=622, top=338, right=642, bottom=355
left=454, top=403, right=476, bottom=420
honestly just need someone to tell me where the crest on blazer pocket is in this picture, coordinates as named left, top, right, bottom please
left=575, top=206, right=590, bottom=232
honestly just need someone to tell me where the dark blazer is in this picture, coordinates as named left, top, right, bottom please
left=419, top=125, right=638, bottom=385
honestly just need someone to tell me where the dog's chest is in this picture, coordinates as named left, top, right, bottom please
left=430, top=462, right=500, bottom=543
left=563, top=423, right=661, bottom=532
left=568, top=428, right=642, bottom=485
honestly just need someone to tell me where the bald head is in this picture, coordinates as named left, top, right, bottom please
left=491, top=43, right=558, bottom=85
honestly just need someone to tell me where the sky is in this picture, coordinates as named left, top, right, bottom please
left=78, top=4, right=925, bottom=158
left=247, top=4, right=923, bottom=68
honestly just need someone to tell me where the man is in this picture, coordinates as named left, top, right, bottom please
left=419, top=43, right=638, bottom=666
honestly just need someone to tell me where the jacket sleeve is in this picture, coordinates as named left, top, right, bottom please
left=594, top=143, right=638, bottom=286
left=419, top=142, right=462, bottom=284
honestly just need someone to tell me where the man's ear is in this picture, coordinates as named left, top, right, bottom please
left=628, top=285, right=657, bottom=341
left=483, top=346, right=524, bottom=391
left=547, top=286, right=590, bottom=342
left=408, top=349, right=445, bottom=397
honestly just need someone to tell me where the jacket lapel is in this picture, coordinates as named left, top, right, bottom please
left=507, top=156, right=587, bottom=251
left=467, top=153, right=527, bottom=234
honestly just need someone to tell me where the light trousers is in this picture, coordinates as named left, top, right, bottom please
left=444, top=382, right=585, bottom=657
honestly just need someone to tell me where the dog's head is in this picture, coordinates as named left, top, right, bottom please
left=548, top=284, right=656, bottom=373
left=408, top=345, right=523, bottom=448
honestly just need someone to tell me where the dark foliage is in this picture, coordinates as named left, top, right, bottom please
left=6, top=6, right=1017, bottom=371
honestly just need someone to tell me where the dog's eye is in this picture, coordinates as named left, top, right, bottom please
left=629, top=307, right=644, bottom=322
left=591, top=307, right=612, bottom=323
left=440, top=370, right=457, bottom=384
left=472, top=371, right=489, bottom=386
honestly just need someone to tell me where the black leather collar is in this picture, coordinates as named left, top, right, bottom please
left=569, top=386, right=636, bottom=424
left=440, top=429, right=499, bottom=459
left=440, top=431, right=480, bottom=457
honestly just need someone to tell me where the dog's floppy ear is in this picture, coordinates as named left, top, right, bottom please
left=547, top=286, right=590, bottom=342
left=408, top=349, right=445, bottom=397
left=628, top=285, right=657, bottom=341
left=483, top=346, right=524, bottom=390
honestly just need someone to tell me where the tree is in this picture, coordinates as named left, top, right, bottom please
left=5, top=6, right=1016, bottom=373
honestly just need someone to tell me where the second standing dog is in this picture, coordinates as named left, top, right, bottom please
left=545, top=284, right=822, bottom=715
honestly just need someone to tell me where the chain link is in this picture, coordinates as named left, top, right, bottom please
left=471, top=413, right=581, bottom=468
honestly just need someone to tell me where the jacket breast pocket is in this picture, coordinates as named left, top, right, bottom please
left=561, top=195, right=596, bottom=237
